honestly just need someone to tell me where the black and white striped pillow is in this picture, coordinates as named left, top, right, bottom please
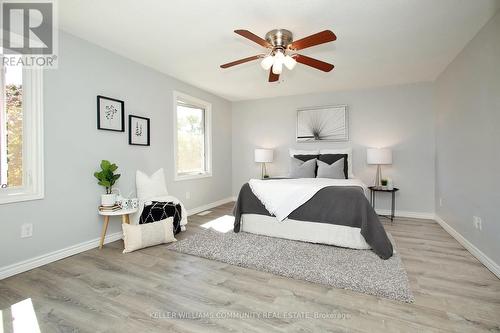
left=139, top=201, right=182, bottom=234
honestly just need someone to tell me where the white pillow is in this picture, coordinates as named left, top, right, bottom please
left=319, top=148, right=355, bottom=178
left=289, top=148, right=320, bottom=157
left=122, top=217, right=176, bottom=253
left=136, top=168, right=168, bottom=199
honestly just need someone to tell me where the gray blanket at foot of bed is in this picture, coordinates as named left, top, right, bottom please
left=233, top=183, right=394, bottom=259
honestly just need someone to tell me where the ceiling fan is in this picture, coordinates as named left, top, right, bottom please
left=220, top=29, right=336, bottom=82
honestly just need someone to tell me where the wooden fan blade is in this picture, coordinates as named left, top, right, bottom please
left=234, top=30, right=272, bottom=48
left=269, top=67, right=280, bottom=82
left=220, top=55, right=263, bottom=68
left=288, top=30, right=337, bottom=51
left=294, top=54, right=334, bottom=72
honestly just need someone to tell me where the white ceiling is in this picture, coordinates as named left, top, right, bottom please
left=59, top=0, right=499, bottom=101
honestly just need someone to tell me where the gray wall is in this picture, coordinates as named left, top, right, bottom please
left=0, top=32, right=232, bottom=268
left=2, top=14, right=498, bottom=272
left=435, top=12, right=500, bottom=265
left=231, top=83, right=435, bottom=214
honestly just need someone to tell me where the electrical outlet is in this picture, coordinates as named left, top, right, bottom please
left=186, top=191, right=191, bottom=199
left=439, top=198, right=443, bottom=207
left=21, top=223, right=33, bottom=238
left=473, top=216, right=482, bottom=231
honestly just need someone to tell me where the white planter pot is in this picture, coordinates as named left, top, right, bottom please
left=101, top=193, right=117, bottom=207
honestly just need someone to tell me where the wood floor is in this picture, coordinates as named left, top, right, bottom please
left=1, top=202, right=499, bottom=332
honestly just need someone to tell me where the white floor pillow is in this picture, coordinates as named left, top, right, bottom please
left=122, top=217, right=177, bottom=253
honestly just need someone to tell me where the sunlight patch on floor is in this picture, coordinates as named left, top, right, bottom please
left=200, top=215, right=234, bottom=233
left=11, top=298, right=40, bottom=333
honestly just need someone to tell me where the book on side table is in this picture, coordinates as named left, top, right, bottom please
left=98, top=204, right=121, bottom=212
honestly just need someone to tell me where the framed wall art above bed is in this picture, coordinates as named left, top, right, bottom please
left=296, top=105, right=348, bottom=142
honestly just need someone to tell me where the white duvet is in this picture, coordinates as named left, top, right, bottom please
left=248, top=178, right=368, bottom=222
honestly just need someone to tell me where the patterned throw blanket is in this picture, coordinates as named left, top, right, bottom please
left=139, top=201, right=182, bottom=234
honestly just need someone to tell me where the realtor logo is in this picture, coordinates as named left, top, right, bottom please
left=1, top=0, right=58, bottom=68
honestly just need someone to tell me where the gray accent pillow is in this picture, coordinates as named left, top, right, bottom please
left=316, top=159, right=345, bottom=179
left=289, top=157, right=317, bottom=178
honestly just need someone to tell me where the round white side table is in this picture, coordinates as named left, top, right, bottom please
left=98, top=208, right=138, bottom=249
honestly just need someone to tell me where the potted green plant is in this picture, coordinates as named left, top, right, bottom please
left=94, top=160, right=121, bottom=206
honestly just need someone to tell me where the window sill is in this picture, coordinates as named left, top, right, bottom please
left=174, top=172, right=212, bottom=182
left=0, top=192, right=44, bottom=205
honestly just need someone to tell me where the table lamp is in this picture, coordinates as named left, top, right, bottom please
left=367, top=148, right=392, bottom=187
left=254, top=148, right=273, bottom=179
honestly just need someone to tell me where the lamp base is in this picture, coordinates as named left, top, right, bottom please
left=374, top=165, right=382, bottom=187
left=261, top=163, right=268, bottom=179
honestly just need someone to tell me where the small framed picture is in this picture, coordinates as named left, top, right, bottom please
left=97, top=95, right=125, bottom=132
left=129, top=115, right=150, bottom=146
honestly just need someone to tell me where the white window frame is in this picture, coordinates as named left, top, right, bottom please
left=173, top=91, right=212, bottom=181
left=0, top=66, right=44, bottom=204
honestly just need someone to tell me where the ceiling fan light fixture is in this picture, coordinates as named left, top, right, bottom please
left=220, top=29, right=336, bottom=82
left=272, top=61, right=283, bottom=74
left=274, top=50, right=285, bottom=64
left=284, top=55, right=297, bottom=70
left=260, top=55, right=274, bottom=70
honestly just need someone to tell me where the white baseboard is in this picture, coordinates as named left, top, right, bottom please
left=435, top=215, right=500, bottom=279
left=0, top=231, right=123, bottom=280
left=375, top=209, right=435, bottom=220
left=0, top=197, right=236, bottom=280
left=187, top=197, right=235, bottom=216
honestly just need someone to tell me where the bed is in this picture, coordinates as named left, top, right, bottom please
left=233, top=174, right=394, bottom=260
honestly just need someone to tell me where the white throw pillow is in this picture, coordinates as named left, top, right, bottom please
left=289, top=148, right=320, bottom=157
left=136, top=168, right=168, bottom=199
left=319, top=148, right=355, bottom=178
left=122, top=217, right=177, bottom=253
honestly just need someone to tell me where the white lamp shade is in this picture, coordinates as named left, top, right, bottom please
left=260, top=55, right=274, bottom=70
left=283, top=55, right=297, bottom=70
left=255, top=149, right=273, bottom=163
left=272, top=51, right=284, bottom=74
left=367, top=148, right=392, bottom=165
left=272, top=61, right=282, bottom=74
left=274, top=50, right=285, bottom=63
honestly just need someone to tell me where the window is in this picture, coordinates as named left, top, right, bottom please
left=173, top=91, right=211, bottom=181
left=0, top=65, right=43, bottom=204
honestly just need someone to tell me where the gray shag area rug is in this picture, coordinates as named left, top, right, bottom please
left=168, top=229, right=414, bottom=302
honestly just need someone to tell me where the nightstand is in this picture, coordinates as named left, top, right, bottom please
left=98, top=208, right=138, bottom=249
left=368, top=186, right=399, bottom=223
